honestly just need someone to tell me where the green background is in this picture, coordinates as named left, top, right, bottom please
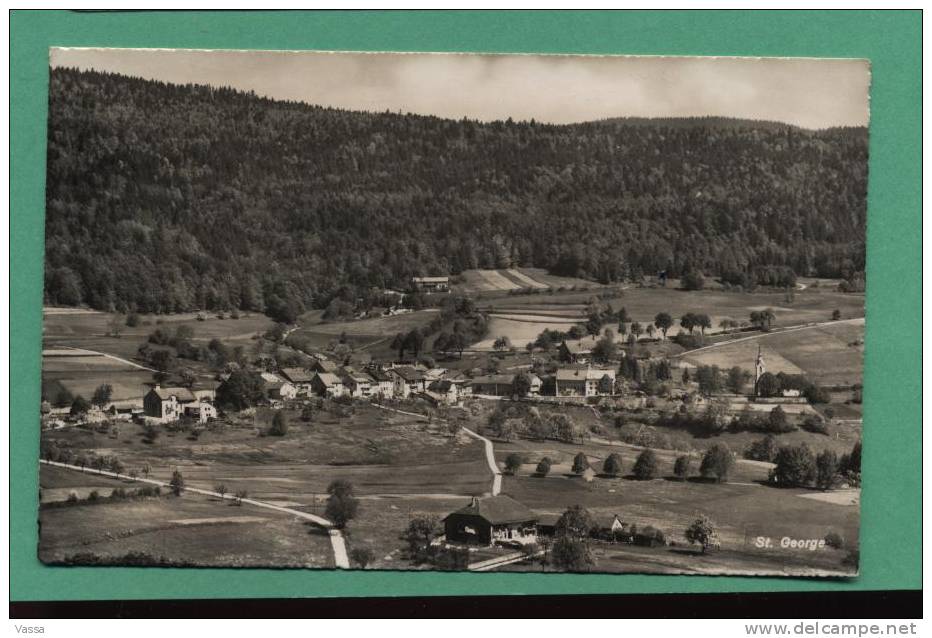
left=10, top=10, right=921, bottom=601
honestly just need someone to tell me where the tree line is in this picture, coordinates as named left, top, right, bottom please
left=46, top=68, right=866, bottom=318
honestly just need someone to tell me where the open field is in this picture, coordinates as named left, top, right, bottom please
left=492, top=436, right=858, bottom=575
left=454, top=268, right=598, bottom=294
left=683, top=319, right=865, bottom=387
left=38, top=465, right=333, bottom=568
left=41, top=404, right=492, bottom=503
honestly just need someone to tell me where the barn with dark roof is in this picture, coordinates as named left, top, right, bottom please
left=443, top=495, right=539, bottom=547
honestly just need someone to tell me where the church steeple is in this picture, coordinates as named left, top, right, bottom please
left=754, top=345, right=766, bottom=395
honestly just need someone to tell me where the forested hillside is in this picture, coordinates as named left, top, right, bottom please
left=44, top=68, right=868, bottom=319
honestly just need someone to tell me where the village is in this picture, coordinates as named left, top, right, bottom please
left=38, top=270, right=864, bottom=575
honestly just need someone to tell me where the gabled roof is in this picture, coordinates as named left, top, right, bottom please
left=445, top=495, right=538, bottom=525
left=560, top=338, right=596, bottom=354
left=342, top=368, right=373, bottom=384
left=470, top=374, right=515, bottom=386
left=314, top=372, right=343, bottom=386
left=389, top=366, right=425, bottom=382
left=556, top=367, right=616, bottom=382
left=312, top=359, right=339, bottom=373
left=368, top=368, right=393, bottom=382
left=424, top=368, right=448, bottom=380
left=149, top=386, right=196, bottom=402
left=280, top=367, right=315, bottom=383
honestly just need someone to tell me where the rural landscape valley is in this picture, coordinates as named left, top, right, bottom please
left=38, top=56, right=867, bottom=577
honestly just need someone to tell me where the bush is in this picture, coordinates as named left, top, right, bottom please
left=800, top=415, right=829, bottom=435
left=633, top=525, right=666, bottom=547
left=504, top=453, right=524, bottom=475
left=269, top=410, right=289, bottom=436
left=535, top=457, right=552, bottom=477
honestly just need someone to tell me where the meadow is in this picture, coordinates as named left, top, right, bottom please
left=453, top=268, right=599, bottom=294
left=492, top=438, right=858, bottom=576
left=683, top=319, right=865, bottom=387
left=38, top=465, right=334, bottom=568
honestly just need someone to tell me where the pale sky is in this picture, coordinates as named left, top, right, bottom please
left=50, top=48, right=870, bottom=129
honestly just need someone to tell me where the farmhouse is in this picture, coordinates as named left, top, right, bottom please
left=280, top=367, right=315, bottom=396
left=260, top=372, right=298, bottom=402
left=387, top=366, right=427, bottom=398
left=426, top=379, right=460, bottom=405
left=143, top=385, right=216, bottom=424
left=311, top=372, right=346, bottom=397
left=367, top=368, right=395, bottom=398
left=470, top=374, right=516, bottom=397
left=443, top=495, right=539, bottom=547
left=555, top=366, right=617, bottom=397
left=342, top=368, right=375, bottom=398
left=558, top=338, right=597, bottom=364
left=412, top=276, right=450, bottom=293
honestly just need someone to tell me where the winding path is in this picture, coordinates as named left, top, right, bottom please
left=373, top=404, right=502, bottom=496
left=40, top=459, right=350, bottom=568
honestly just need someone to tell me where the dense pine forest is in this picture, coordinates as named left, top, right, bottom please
left=44, top=67, right=868, bottom=319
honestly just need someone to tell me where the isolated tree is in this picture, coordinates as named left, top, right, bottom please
left=571, top=452, right=590, bottom=476
left=75, top=454, right=88, bottom=472
left=750, top=308, right=777, bottom=331
left=141, top=463, right=151, bottom=479
left=504, top=453, right=524, bottom=475
left=325, top=479, right=358, bottom=528
left=680, top=313, right=697, bottom=334
left=602, top=453, right=623, bottom=477
left=673, top=455, right=692, bottom=481
left=632, top=449, right=659, bottom=480
left=91, top=384, right=113, bottom=407
left=269, top=410, right=289, bottom=436
left=300, top=403, right=314, bottom=422
left=215, top=483, right=227, bottom=501
left=234, top=490, right=248, bottom=506
left=815, top=450, right=839, bottom=490
left=700, top=444, right=735, bottom=483
left=493, top=336, right=512, bottom=351
left=550, top=413, right=582, bottom=444
left=685, top=515, right=719, bottom=553
left=350, top=547, right=376, bottom=569
left=682, top=368, right=691, bottom=384
left=169, top=470, right=185, bottom=496
left=179, top=368, right=197, bottom=388
left=535, top=457, right=552, bottom=477
left=831, top=309, right=842, bottom=321
left=106, top=314, right=125, bottom=338
left=402, top=514, right=441, bottom=556
left=695, top=314, right=712, bottom=335
left=630, top=322, right=643, bottom=340
left=653, top=312, right=673, bottom=339
left=555, top=505, right=595, bottom=539
left=646, top=324, right=656, bottom=339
